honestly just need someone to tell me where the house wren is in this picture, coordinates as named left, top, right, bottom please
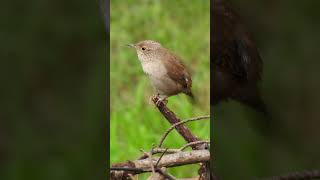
left=128, top=40, right=194, bottom=104
left=212, top=0, right=267, bottom=114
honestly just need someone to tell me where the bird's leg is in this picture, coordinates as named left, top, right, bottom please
left=149, top=94, right=161, bottom=105
left=155, top=94, right=168, bottom=106
left=149, top=94, right=168, bottom=106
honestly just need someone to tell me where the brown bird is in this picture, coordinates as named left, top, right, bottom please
left=129, top=40, right=194, bottom=104
left=212, top=0, right=267, bottom=114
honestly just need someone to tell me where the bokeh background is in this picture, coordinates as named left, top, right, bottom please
left=0, top=0, right=107, bottom=179
left=110, top=0, right=210, bottom=178
left=214, top=0, right=320, bottom=179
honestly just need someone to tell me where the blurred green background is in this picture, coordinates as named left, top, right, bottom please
left=214, top=0, right=320, bottom=179
left=110, top=0, right=210, bottom=178
left=0, top=0, right=106, bottom=179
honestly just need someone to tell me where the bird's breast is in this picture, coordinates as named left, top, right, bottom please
left=141, top=60, right=167, bottom=78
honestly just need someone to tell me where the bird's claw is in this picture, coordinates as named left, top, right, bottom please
left=155, top=98, right=168, bottom=106
left=149, top=95, right=157, bottom=105
left=149, top=94, right=168, bottom=106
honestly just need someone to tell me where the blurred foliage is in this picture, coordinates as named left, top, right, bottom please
left=0, top=0, right=106, bottom=180
left=214, top=0, right=320, bottom=179
left=110, top=0, right=210, bottom=178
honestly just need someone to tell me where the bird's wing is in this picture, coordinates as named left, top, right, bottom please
left=213, top=0, right=263, bottom=82
left=160, top=48, right=192, bottom=89
left=235, top=35, right=263, bottom=82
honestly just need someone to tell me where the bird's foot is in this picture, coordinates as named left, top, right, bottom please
left=155, top=97, right=168, bottom=106
left=150, top=94, right=168, bottom=106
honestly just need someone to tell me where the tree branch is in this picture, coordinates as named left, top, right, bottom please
left=179, top=141, right=210, bottom=151
left=158, top=115, right=210, bottom=148
left=110, top=97, right=213, bottom=179
left=110, top=150, right=210, bottom=178
left=135, top=149, right=210, bottom=169
left=152, top=96, right=205, bottom=149
left=152, top=97, right=214, bottom=180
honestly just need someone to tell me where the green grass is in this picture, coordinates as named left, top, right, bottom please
left=110, top=0, right=210, bottom=177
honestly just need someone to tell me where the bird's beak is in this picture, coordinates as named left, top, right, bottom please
left=127, top=44, right=135, bottom=48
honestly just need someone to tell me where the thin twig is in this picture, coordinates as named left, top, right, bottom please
left=158, top=115, right=210, bottom=148
left=149, top=147, right=156, bottom=174
left=110, top=167, right=146, bottom=172
left=152, top=148, right=180, bottom=154
left=179, top=141, right=210, bottom=151
left=138, top=148, right=179, bottom=160
left=152, top=97, right=201, bottom=147
left=155, top=148, right=168, bottom=168
left=156, top=168, right=177, bottom=180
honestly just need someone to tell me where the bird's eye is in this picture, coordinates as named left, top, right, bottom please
left=142, top=47, right=146, bottom=51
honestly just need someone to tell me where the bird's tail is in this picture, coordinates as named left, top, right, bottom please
left=231, top=85, right=273, bottom=133
left=232, top=85, right=269, bottom=115
left=183, top=89, right=196, bottom=103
